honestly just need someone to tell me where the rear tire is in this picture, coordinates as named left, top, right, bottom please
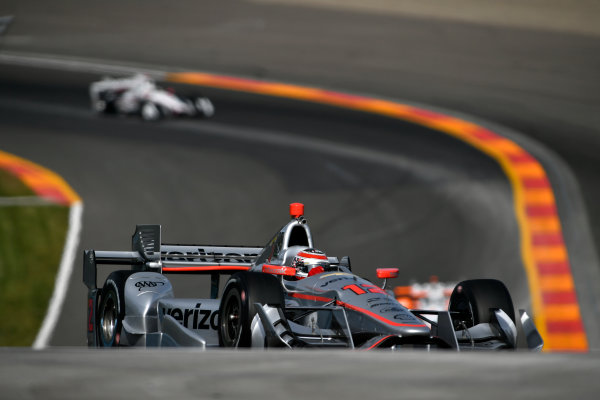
left=194, top=97, right=215, bottom=118
left=97, top=270, right=134, bottom=347
left=218, top=272, right=284, bottom=347
left=93, top=91, right=117, bottom=114
left=448, top=279, right=515, bottom=329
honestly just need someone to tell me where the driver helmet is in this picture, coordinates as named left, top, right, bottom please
left=292, top=248, right=330, bottom=278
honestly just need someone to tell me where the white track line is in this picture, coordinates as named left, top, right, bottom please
left=32, top=201, right=83, bottom=349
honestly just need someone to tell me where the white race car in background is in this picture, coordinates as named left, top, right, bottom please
left=89, top=74, right=215, bottom=121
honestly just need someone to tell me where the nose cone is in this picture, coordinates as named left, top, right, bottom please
left=399, top=323, right=432, bottom=338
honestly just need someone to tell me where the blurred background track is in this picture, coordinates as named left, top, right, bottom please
left=1, top=0, right=598, bottom=246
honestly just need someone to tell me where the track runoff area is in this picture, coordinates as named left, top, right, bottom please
left=0, top=54, right=587, bottom=352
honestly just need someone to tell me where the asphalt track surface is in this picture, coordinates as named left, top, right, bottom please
left=1, top=1, right=600, bottom=397
left=2, top=348, right=600, bottom=400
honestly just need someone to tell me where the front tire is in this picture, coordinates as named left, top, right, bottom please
left=140, top=102, right=161, bottom=121
left=448, top=279, right=515, bottom=329
left=218, top=272, right=284, bottom=347
left=194, top=97, right=215, bottom=118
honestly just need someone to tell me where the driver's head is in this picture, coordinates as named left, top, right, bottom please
left=292, top=248, right=330, bottom=278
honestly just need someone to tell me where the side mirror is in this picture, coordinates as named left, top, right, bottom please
left=376, top=268, right=399, bottom=279
left=376, top=268, right=399, bottom=290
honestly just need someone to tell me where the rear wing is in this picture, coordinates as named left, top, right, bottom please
left=83, top=224, right=263, bottom=291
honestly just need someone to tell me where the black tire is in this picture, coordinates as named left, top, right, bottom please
left=94, top=91, right=117, bottom=114
left=97, top=270, right=134, bottom=347
left=448, top=279, right=515, bottom=329
left=218, top=272, right=284, bottom=347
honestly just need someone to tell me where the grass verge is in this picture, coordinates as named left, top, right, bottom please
left=0, top=170, right=69, bottom=345
left=0, top=169, right=32, bottom=197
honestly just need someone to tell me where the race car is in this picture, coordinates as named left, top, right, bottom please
left=394, top=276, right=455, bottom=311
left=84, top=203, right=543, bottom=351
left=89, top=74, right=214, bottom=121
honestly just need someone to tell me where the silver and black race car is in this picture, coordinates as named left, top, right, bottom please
left=84, top=203, right=543, bottom=351
left=89, top=74, right=214, bottom=121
